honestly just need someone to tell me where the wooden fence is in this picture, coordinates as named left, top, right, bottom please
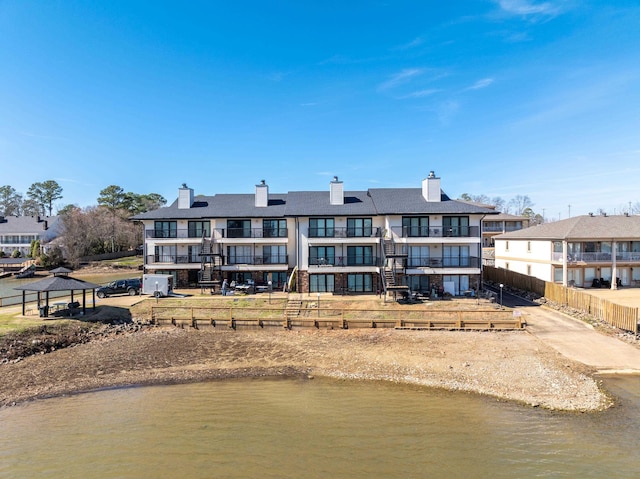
left=484, top=266, right=639, bottom=334
left=150, top=305, right=523, bottom=331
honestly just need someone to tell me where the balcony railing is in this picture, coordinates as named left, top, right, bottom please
left=406, top=256, right=480, bottom=268
left=148, top=254, right=289, bottom=266
left=227, top=255, right=289, bottom=265
left=390, top=226, right=479, bottom=238
left=309, top=255, right=381, bottom=267
left=217, top=228, right=288, bottom=239
left=483, top=225, right=504, bottom=232
left=308, top=227, right=382, bottom=238
left=147, top=254, right=201, bottom=264
left=146, top=229, right=209, bottom=239
left=554, top=252, right=640, bottom=262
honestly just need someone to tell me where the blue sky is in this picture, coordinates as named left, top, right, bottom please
left=1, top=0, right=639, bottom=220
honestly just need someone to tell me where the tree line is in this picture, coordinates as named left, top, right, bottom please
left=457, top=193, right=545, bottom=225
left=0, top=181, right=166, bottom=267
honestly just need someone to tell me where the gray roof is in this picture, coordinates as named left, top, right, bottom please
left=285, top=191, right=377, bottom=216
left=0, top=216, right=59, bottom=235
left=14, top=275, right=101, bottom=292
left=495, top=215, right=640, bottom=241
left=132, top=187, right=499, bottom=221
left=131, top=196, right=216, bottom=220
left=368, top=189, right=498, bottom=215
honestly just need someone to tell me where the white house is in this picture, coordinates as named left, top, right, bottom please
left=494, top=214, right=640, bottom=288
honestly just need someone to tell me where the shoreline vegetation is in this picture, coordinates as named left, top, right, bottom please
left=0, top=265, right=619, bottom=412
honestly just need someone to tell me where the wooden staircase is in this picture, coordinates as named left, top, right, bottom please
left=284, top=299, right=302, bottom=319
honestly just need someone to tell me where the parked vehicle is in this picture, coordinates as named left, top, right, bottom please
left=96, top=278, right=142, bottom=298
left=142, top=274, right=173, bottom=298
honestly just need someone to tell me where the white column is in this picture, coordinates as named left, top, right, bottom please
left=562, top=240, right=568, bottom=286
left=612, top=240, right=618, bottom=290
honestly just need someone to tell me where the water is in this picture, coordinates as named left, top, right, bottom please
left=1, top=377, right=639, bottom=478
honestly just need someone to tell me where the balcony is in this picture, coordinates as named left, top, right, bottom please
left=146, top=229, right=209, bottom=239
left=214, top=228, right=288, bottom=239
left=483, top=225, right=504, bottom=232
left=226, top=255, right=289, bottom=265
left=309, top=255, right=381, bottom=267
left=146, top=254, right=201, bottom=265
left=406, top=256, right=480, bottom=268
left=308, top=227, right=382, bottom=238
left=390, top=226, right=479, bottom=238
left=555, top=252, right=640, bottom=262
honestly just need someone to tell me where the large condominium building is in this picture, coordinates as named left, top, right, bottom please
left=132, top=171, right=497, bottom=296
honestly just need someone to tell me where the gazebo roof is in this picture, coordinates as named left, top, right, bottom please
left=14, top=275, right=101, bottom=292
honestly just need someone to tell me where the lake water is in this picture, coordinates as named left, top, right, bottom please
left=1, top=376, right=639, bottom=478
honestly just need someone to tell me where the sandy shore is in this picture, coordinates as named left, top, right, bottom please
left=0, top=324, right=610, bottom=411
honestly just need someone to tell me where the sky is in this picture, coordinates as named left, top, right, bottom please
left=1, top=0, right=639, bottom=221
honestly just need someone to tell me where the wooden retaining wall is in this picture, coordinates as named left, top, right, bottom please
left=485, top=266, right=639, bottom=334
left=151, top=306, right=523, bottom=331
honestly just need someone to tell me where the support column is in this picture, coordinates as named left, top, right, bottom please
left=612, top=240, right=618, bottom=290
left=562, top=240, right=568, bottom=286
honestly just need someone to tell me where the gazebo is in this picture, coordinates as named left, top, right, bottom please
left=14, top=267, right=100, bottom=318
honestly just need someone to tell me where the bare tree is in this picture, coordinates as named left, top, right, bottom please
left=508, top=195, right=534, bottom=216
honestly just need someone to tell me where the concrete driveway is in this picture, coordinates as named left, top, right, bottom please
left=494, top=287, right=640, bottom=373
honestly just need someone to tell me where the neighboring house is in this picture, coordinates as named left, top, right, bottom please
left=494, top=214, right=640, bottom=288
left=482, top=213, right=530, bottom=247
left=0, top=215, right=60, bottom=257
left=132, top=172, right=497, bottom=295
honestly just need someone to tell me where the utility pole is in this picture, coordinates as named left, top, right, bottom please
left=568, top=204, right=571, bottom=218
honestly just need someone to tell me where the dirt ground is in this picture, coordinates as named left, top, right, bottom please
left=0, top=302, right=609, bottom=412
left=0, top=266, right=621, bottom=412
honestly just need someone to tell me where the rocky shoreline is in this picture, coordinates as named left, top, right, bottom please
left=0, top=321, right=611, bottom=411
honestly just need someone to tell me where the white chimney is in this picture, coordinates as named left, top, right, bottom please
left=255, top=180, right=269, bottom=207
left=178, top=183, right=194, bottom=209
left=330, top=176, right=344, bottom=205
left=422, top=171, right=441, bottom=202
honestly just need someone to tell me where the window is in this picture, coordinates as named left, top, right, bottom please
left=402, top=216, right=429, bottom=237
left=506, top=241, right=509, bottom=251
left=155, top=245, right=176, bottom=262
left=347, top=246, right=374, bottom=265
left=554, top=267, right=563, bottom=282
left=527, top=241, right=531, bottom=252
left=263, top=272, right=288, bottom=289
left=348, top=274, right=373, bottom=292
left=310, top=274, right=334, bottom=292
left=527, top=264, right=532, bottom=276
left=263, top=219, right=287, bottom=238
left=227, top=220, right=251, bottom=238
left=310, top=246, right=335, bottom=265
left=347, top=218, right=372, bottom=237
left=227, top=245, right=252, bottom=264
left=188, top=221, right=210, bottom=238
left=188, top=245, right=201, bottom=263
left=309, top=218, right=334, bottom=237
left=263, top=245, right=286, bottom=264
left=442, top=275, right=469, bottom=296
left=408, top=246, right=430, bottom=267
left=154, top=221, right=177, bottom=238
left=443, top=245, right=470, bottom=267
left=443, top=216, right=469, bottom=237
left=407, top=275, right=429, bottom=293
